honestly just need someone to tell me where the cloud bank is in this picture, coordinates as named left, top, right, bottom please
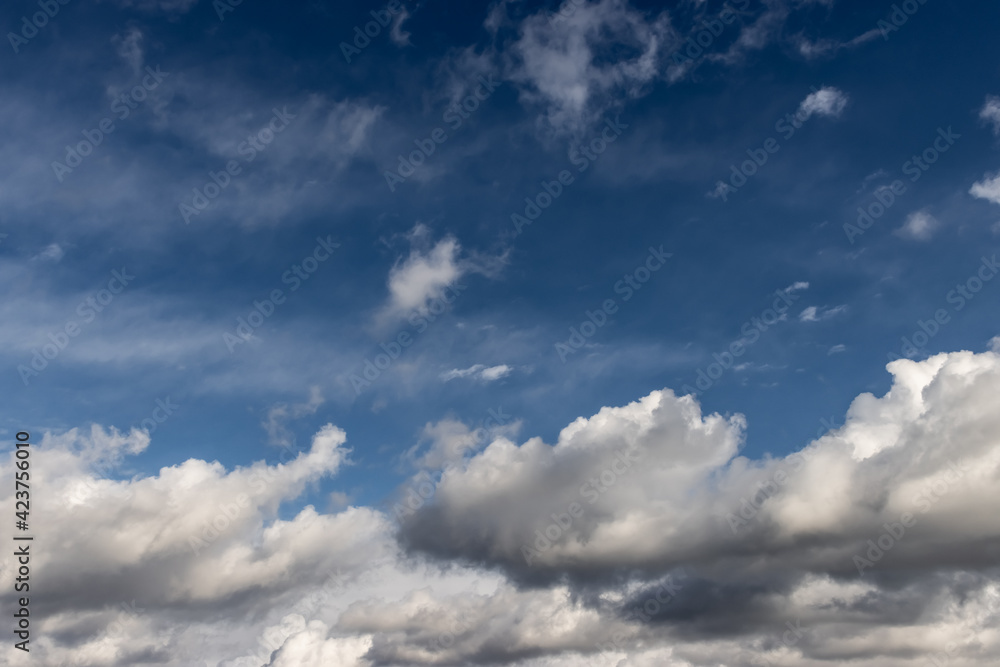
left=4, top=346, right=1000, bottom=665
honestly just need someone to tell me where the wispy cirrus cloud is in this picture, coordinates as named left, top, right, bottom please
left=799, top=304, right=847, bottom=322
left=441, top=363, right=513, bottom=382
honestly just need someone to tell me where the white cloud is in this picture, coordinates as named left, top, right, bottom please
left=390, top=8, right=412, bottom=46
left=0, top=423, right=375, bottom=605
left=504, top=0, right=674, bottom=135
left=404, top=414, right=522, bottom=471
left=799, top=304, right=845, bottom=322
left=379, top=227, right=505, bottom=324
left=333, top=574, right=1000, bottom=667
left=407, top=419, right=484, bottom=470
left=795, top=28, right=881, bottom=59
left=440, top=364, right=484, bottom=381
left=799, top=306, right=819, bottom=322
left=265, top=620, right=373, bottom=667
left=981, top=95, right=1000, bottom=135
left=0, top=422, right=398, bottom=666
left=9, top=347, right=1000, bottom=665
left=480, top=364, right=512, bottom=381
left=971, top=172, right=1000, bottom=206
left=401, top=348, right=1000, bottom=589
left=828, top=344, right=846, bottom=355
left=895, top=209, right=939, bottom=240
left=385, top=235, right=462, bottom=318
left=31, top=243, right=64, bottom=262
left=483, top=1, right=841, bottom=136
left=797, top=86, right=849, bottom=120
left=441, top=364, right=512, bottom=382
left=400, top=387, right=746, bottom=573
left=337, top=584, right=628, bottom=665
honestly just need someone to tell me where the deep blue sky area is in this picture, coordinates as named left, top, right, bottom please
left=2, top=0, right=999, bottom=509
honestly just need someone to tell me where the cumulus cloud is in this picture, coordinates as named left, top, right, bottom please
left=379, top=226, right=505, bottom=324
left=343, top=575, right=997, bottom=666
left=797, top=86, right=849, bottom=120
left=7, top=347, right=1000, bottom=666
left=264, top=619, right=373, bottom=667
left=405, top=419, right=486, bottom=471
left=402, top=411, right=521, bottom=472
left=383, top=235, right=463, bottom=320
left=981, top=95, right=1000, bottom=135
left=401, top=348, right=1000, bottom=598
left=0, top=422, right=394, bottom=666
left=895, top=209, right=939, bottom=240
left=399, top=387, right=747, bottom=580
left=338, top=584, right=627, bottom=665
left=971, top=172, right=1000, bottom=206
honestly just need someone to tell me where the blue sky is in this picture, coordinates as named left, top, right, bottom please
left=4, top=0, right=998, bottom=504
left=3, top=1, right=1000, bottom=665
